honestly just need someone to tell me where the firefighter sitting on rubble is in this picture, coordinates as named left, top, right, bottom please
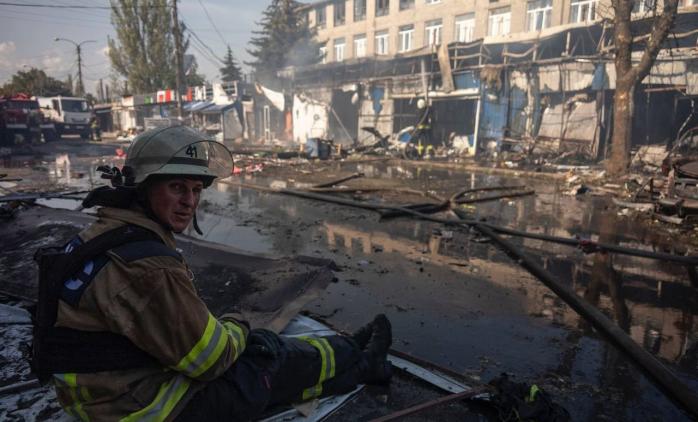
left=32, top=125, right=392, bottom=421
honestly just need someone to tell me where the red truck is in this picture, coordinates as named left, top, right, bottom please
left=0, top=93, right=57, bottom=146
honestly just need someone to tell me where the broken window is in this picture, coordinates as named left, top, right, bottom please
left=526, top=0, right=552, bottom=31
left=398, top=24, right=414, bottom=52
left=334, top=1, right=346, bottom=26
left=488, top=7, right=511, bottom=36
left=569, top=0, right=598, bottom=23
left=376, top=0, right=390, bottom=17
left=316, top=5, right=326, bottom=28
left=354, top=0, right=367, bottom=21
left=425, top=19, right=443, bottom=46
left=375, top=30, right=389, bottom=55
left=334, top=38, right=346, bottom=62
left=354, top=34, right=367, bottom=58
left=455, top=13, right=475, bottom=43
left=399, top=0, right=415, bottom=10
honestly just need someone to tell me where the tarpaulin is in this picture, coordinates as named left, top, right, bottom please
left=293, top=95, right=329, bottom=144
left=257, top=83, right=286, bottom=111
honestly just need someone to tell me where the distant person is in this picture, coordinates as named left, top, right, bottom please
left=90, top=116, right=101, bottom=142
left=33, top=126, right=392, bottom=421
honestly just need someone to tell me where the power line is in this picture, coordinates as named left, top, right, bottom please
left=0, top=1, right=170, bottom=9
left=196, top=0, right=228, bottom=47
left=184, top=23, right=225, bottom=64
left=0, top=11, right=109, bottom=28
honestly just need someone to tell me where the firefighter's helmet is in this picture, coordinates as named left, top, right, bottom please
left=124, top=126, right=233, bottom=187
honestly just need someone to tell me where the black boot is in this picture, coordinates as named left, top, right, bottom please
left=360, top=314, right=392, bottom=385
left=351, top=321, right=374, bottom=350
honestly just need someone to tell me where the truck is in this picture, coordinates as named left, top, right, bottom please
left=0, top=93, right=57, bottom=146
left=36, top=96, right=91, bottom=140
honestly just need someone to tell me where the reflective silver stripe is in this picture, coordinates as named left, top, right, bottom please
left=177, top=318, right=224, bottom=375
left=120, top=374, right=190, bottom=422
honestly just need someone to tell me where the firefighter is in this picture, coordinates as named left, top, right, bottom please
left=33, top=126, right=392, bottom=421
left=90, top=115, right=102, bottom=142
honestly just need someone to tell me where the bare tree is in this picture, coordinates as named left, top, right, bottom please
left=607, top=0, right=680, bottom=175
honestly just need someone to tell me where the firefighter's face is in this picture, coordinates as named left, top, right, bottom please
left=148, top=178, right=203, bottom=233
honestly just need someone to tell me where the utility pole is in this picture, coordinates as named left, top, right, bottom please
left=55, top=38, right=95, bottom=97
left=98, top=79, right=104, bottom=103
left=172, top=0, right=185, bottom=118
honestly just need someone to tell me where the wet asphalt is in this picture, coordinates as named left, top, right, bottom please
left=3, top=139, right=698, bottom=421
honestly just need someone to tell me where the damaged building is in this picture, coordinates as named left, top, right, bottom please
left=281, top=0, right=698, bottom=159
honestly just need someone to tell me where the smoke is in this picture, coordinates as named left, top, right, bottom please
left=283, top=37, right=321, bottom=69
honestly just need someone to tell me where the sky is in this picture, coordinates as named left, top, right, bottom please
left=0, top=0, right=269, bottom=95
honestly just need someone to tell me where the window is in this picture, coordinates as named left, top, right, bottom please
left=455, top=13, right=475, bottom=42
left=334, top=1, right=346, bottom=26
left=526, top=0, right=552, bottom=31
left=569, top=0, right=598, bottom=23
left=398, top=25, right=414, bottom=52
left=319, top=46, right=327, bottom=64
left=425, top=19, right=443, bottom=46
left=632, top=0, right=656, bottom=13
left=354, top=0, right=366, bottom=21
left=334, top=38, right=346, bottom=62
left=354, top=34, right=367, bottom=58
left=316, top=6, right=326, bottom=28
left=376, top=0, right=390, bottom=17
left=426, top=0, right=441, bottom=3
left=488, top=7, right=511, bottom=36
left=375, top=30, right=389, bottom=55
left=399, top=0, right=415, bottom=10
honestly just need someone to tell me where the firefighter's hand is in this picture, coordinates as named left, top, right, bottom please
left=246, top=328, right=282, bottom=359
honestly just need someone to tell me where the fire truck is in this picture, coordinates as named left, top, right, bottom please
left=0, top=93, right=57, bottom=145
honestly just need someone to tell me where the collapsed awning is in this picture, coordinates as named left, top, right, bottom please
left=200, top=103, right=236, bottom=114
left=186, top=101, right=214, bottom=113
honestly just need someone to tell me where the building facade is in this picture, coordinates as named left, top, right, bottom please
left=300, top=0, right=698, bottom=64
left=289, top=0, right=698, bottom=159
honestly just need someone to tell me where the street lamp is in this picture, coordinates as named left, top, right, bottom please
left=54, top=38, right=96, bottom=97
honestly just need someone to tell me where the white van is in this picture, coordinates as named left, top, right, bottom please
left=37, top=96, right=91, bottom=139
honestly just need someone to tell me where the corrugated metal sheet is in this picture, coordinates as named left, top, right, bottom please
left=538, top=99, right=597, bottom=142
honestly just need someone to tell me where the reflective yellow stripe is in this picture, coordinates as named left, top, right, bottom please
left=190, top=323, right=228, bottom=378
left=222, top=321, right=247, bottom=360
left=174, top=314, right=219, bottom=373
left=299, top=337, right=336, bottom=401
left=54, top=373, right=89, bottom=421
left=120, top=374, right=190, bottom=422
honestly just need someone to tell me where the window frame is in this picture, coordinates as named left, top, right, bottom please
left=425, top=19, right=443, bottom=46
left=526, top=0, right=552, bottom=31
left=376, top=0, right=390, bottom=17
left=334, top=1, right=346, bottom=26
left=334, top=38, right=346, bottom=62
left=316, top=6, right=326, bottom=28
left=569, top=0, right=599, bottom=23
left=375, top=30, right=390, bottom=55
left=399, top=0, right=415, bottom=10
left=488, top=7, right=511, bottom=36
left=354, top=34, right=367, bottom=58
left=455, top=13, right=475, bottom=43
left=398, top=24, right=415, bottom=52
left=354, top=0, right=367, bottom=21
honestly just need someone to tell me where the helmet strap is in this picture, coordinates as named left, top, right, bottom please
left=192, top=212, right=203, bottom=236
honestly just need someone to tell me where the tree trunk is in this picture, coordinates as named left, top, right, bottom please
left=607, top=77, right=635, bottom=176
